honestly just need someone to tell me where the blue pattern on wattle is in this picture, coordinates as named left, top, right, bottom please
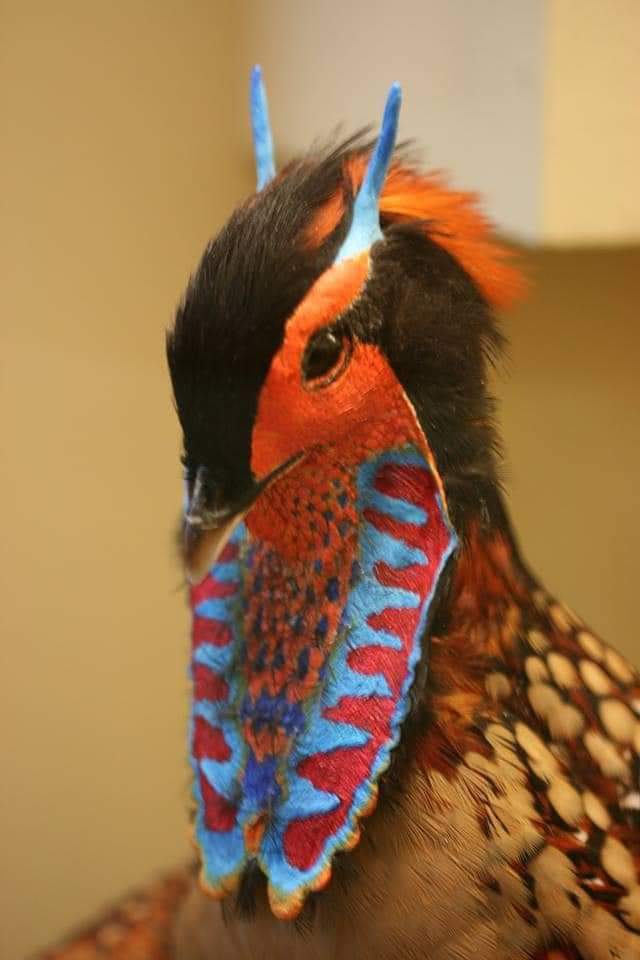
left=189, top=445, right=458, bottom=911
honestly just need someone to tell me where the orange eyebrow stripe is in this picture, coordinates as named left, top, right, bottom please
left=287, top=254, right=369, bottom=341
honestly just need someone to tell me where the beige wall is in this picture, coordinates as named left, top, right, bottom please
left=543, top=0, right=640, bottom=244
left=243, top=0, right=640, bottom=245
left=501, top=248, right=640, bottom=654
left=1, top=4, right=249, bottom=958
left=2, top=6, right=640, bottom=960
left=241, top=0, right=544, bottom=239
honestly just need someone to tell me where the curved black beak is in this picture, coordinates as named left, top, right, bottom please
left=183, top=466, right=253, bottom=584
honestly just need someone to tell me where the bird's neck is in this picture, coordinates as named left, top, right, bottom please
left=411, top=498, right=540, bottom=778
left=188, top=434, right=458, bottom=917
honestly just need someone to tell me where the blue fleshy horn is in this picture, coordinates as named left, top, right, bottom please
left=250, top=65, right=276, bottom=190
left=335, top=82, right=402, bottom=264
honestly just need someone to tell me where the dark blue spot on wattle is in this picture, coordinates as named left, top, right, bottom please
left=326, top=577, right=339, bottom=602
left=315, top=615, right=328, bottom=640
left=323, top=510, right=334, bottom=523
left=314, top=558, right=323, bottom=574
left=297, top=647, right=309, bottom=679
left=254, top=691, right=275, bottom=729
left=244, top=752, right=280, bottom=808
left=350, top=559, right=362, bottom=586
left=282, top=701, right=305, bottom=735
left=272, top=649, right=285, bottom=670
left=305, top=585, right=315, bottom=605
left=293, top=614, right=304, bottom=635
left=337, top=492, right=348, bottom=507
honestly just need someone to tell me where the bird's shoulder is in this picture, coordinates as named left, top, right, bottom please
left=419, top=527, right=640, bottom=955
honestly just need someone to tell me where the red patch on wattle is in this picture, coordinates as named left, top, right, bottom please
left=193, top=715, right=231, bottom=762
left=373, top=462, right=434, bottom=503
left=190, top=573, right=236, bottom=607
left=192, top=617, right=232, bottom=648
left=193, top=663, right=229, bottom=702
left=325, top=694, right=395, bottom=732
left=199, top=771, right=237, bottom=832
left=374, top=560, right=427, bottom=594
left=367, top=607, right=420, bottom=646
left=347, top=644, right=407, bottom=695
left=363, top=508, right=427, bottom=553
left=218, top=542, right=239, bottom=564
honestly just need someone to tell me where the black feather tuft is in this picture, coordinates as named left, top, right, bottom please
left=341, top=224, right=507, bottom=536
left=166, top=137, right=365, bottom=500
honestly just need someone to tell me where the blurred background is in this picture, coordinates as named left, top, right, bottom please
left=2, top=1, right=639, bottom=956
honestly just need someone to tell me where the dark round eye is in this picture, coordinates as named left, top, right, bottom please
left=302, top=328, right=352, bottom=387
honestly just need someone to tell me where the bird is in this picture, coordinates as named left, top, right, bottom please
left=38, top=68, right=640, bottom=960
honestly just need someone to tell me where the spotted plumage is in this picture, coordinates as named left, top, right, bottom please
left=33, top=74, right=639, bottom=959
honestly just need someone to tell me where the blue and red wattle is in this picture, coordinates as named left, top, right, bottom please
left=188, top=445, right=458, bottom=917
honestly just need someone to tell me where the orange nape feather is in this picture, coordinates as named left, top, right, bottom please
left=304, top=187, right=346, bottom=249
left=339, top=153, right=525, bottom=311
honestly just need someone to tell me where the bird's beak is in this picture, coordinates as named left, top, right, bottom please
left=183, top=507, right=245, bottom=585
left=182, top=455, right=303, bottom=584
left=182, top=466, right=249, bottom=585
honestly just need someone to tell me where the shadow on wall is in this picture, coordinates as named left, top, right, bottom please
left=500, top=246, right=640, bottom=661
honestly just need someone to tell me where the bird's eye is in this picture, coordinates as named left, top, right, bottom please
left=302, top=327, right=352, bottom=388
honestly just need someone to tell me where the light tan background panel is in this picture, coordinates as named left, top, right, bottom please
left=501, top=248, right=640, bottom=653
left=2, top=4, right=639, bottom=959
left=1, top=4, right=247, bottom=957
left=543, top=0, right=640, bottom=244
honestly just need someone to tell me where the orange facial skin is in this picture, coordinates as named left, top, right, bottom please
left=251, top=254, right=421, bottom=481
left=247, top=250, right=449, bottom=564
